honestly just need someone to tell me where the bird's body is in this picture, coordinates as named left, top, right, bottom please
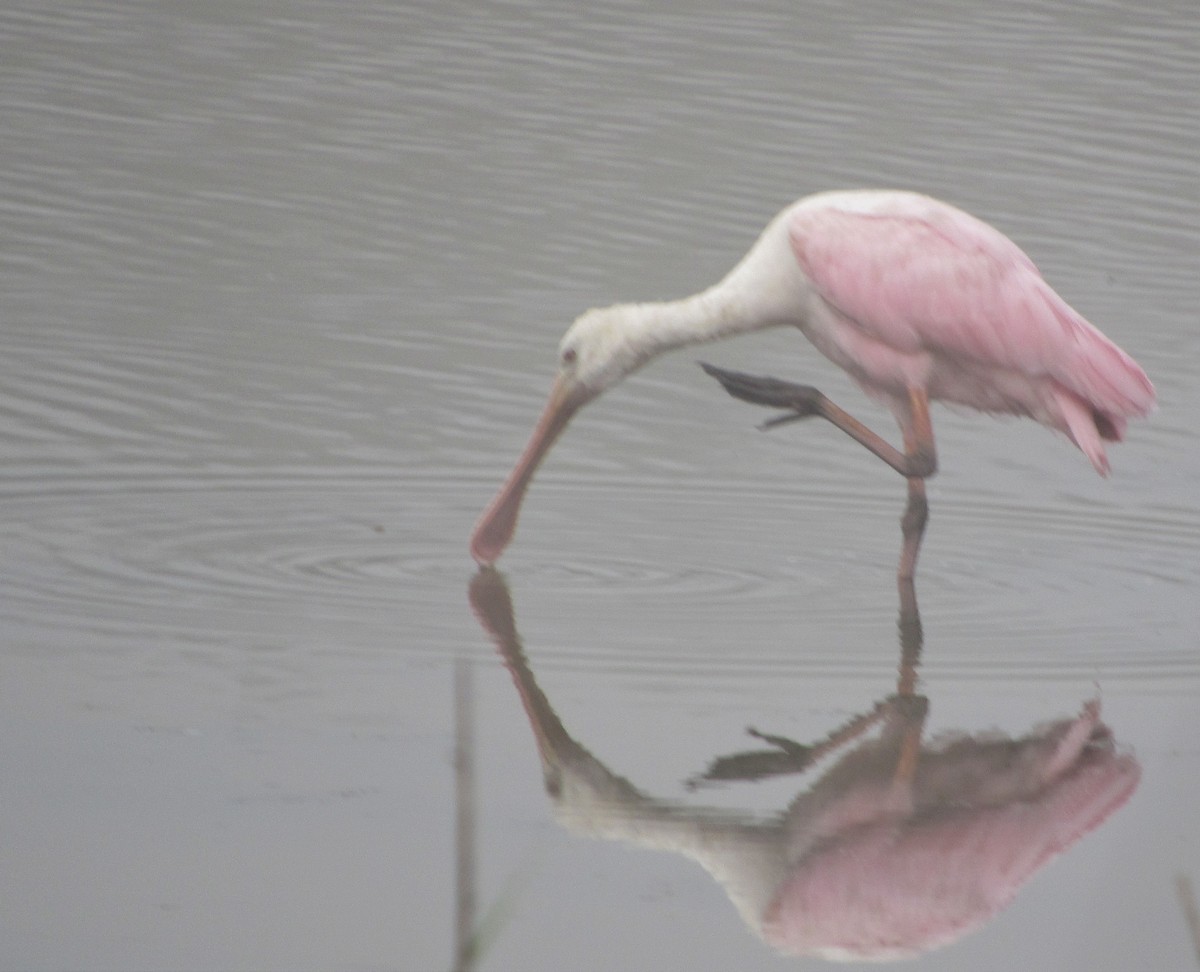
left=470, top=190, right=1154, bottom=568
left=675, top=190, right=1152, bottom=472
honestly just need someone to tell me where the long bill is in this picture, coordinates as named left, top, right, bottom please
left=469, top=375, right=588, bottom=566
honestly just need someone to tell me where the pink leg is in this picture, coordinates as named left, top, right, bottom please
left=701, top=365, right=936, bottom=577
left=700, top=364, right=937, bottom=478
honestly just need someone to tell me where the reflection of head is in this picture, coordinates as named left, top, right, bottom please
left=763, top=702, right=1139, bottom=960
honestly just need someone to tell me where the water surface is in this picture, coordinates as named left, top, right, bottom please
left=1, top=2, right=1197, bottom=969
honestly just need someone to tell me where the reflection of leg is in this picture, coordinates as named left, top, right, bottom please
left=891, top=694, right=928, bottom=782
left=893, top=562, right=925, bottom=795
left=885, top=693, right=929, bottom=811
left=896, top=386, right=934, bottom=580
left=896, top=571, right=922, bottom=697
left=688, top=702, right=892, bottom=787
left=751, top=700, right=892, bottom=764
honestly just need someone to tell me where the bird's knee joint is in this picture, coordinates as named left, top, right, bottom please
left=909, top=449, right=937, bottom=479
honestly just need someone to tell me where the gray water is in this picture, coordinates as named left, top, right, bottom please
left=1, top=2, right=1198, bottom=970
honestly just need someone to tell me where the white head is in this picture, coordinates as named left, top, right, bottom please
left=555, top=304, right=657, bottom=396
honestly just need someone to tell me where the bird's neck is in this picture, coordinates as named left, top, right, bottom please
left=625, top=278, right=777, bottom=359
left=622, top=213, right=810, bottom=361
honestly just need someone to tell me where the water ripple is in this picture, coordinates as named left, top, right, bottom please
left=5, top=474, right=1195, bottom=631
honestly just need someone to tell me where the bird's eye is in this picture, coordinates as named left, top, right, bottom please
left=561, top=346, right=577, bottom=365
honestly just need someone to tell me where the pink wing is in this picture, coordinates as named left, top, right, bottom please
left=788, top=200, right=1156, bottom=423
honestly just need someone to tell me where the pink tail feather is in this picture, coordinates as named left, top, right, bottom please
left=1040, top=283, right=1156, bottom=421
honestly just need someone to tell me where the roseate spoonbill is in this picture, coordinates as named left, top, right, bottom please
left=470, top=190, right=1155, bottom=574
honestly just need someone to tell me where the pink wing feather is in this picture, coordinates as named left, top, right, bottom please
left=789, top=201, right=1156, bottom=426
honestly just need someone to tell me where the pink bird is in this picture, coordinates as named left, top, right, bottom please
left=470, top=190, right=1155, bottom=575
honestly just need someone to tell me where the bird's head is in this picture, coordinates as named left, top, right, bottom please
left=555, top=304, right=654, bottom=395
left=469, top=304, right=651, bottom=566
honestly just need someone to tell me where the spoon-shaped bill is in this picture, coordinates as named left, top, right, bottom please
left=469, top=376, right=585, bottom=565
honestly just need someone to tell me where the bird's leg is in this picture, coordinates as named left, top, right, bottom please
left=699, top=364, right=937, bottom=479
left=701, top=364, right=936, bottom=578
left=898, top=477, right=928, bottom=581
left=901, top=386, right=937, bottom=480
left=897, top=388, right=934, bottom=581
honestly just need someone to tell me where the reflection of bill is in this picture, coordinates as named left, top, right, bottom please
left=469, top=568, right=1140, bottom=962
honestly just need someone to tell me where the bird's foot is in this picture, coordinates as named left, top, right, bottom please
left=699, top=363, right=825, bottom=427
left=759, top=409, right=819, bottom=431
left=685, top=727, right=817, bottom=788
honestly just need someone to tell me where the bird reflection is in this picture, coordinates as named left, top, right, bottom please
left=467, top=569, right=1139, bottom=962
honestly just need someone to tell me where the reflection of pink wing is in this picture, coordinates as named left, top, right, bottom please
left=763, top=737, right=1139, bottom=959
